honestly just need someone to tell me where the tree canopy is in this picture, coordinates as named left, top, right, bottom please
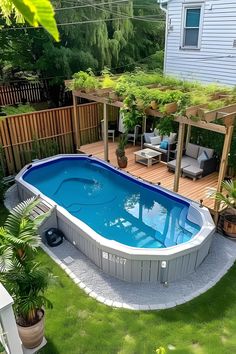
left=0, top=0, right=59, bottom=40
left=0, top=0, right=165, bottom=104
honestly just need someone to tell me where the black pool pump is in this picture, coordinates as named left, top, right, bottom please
left=45, top=228, right=64, bottom=247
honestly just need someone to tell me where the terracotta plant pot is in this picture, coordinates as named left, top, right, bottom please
left=117, top=156, right=128, bottom=168
left=163, top=102, right=178, bottom=114
left=17, top=310, right=45, bottom=349
left=150, top=100, right=158, bottom=110
left=223, top=214, right=236, bottom=238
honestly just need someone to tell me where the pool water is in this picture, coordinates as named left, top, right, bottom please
left=24, top=158, right=200, bottom=248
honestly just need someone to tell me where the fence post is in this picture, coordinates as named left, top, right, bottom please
left=0, top=283, right=23, bottom=354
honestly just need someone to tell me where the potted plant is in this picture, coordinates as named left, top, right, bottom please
left=0, top=198, right=54, bottom=349
left=213, top=180, right=236, bottom=237
left=116, top=134, right=128, bottom=168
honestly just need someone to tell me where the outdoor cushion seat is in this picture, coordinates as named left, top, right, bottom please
left=167, top=159, right=190, bottom=172
left=141, top=132, right=177, bottom=162
left=167, top=143, right=217, bottom=180
left=182, top=165, right=203, bottom=180
left=143, top=142, right=168, bottom=154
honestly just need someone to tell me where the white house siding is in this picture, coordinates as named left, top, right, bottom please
left=164, top=0, right=236, bottom=86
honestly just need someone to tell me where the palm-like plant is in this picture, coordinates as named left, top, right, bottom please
left=213, top=180, right=236, bottom=209
left=116, top=133, right=128, bottom=158
left=0, top=198, right=54, bottom=326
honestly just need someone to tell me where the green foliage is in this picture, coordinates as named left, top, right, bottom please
left=122, top=94, right=143, bottom=131
left=0, top=0, right=165, bottom=101
left=190, top=126, right=224, bottom=157
left=0, top=0, right=59, bottom=41
left=68, top=70, right=100, bottom=91
left=2, top=104, right=36, bottom=116
left=116, top=133, right=128, bottom=157
left=0, top=342, right=5, bottom=353
left=19, top=137, right=59, bottom=165
left=228, top=128, right=236, bottom=175
left=0, top=198, right=54, bottom=325
left=157, top=116, right=175, bottom=136
left=15, top=238, right=236, bottom=353
left=0, top=170, right=5, bottom=205
left=212, top=180, right=236, bottom=210
left=0, top=145, right=6, bottom=204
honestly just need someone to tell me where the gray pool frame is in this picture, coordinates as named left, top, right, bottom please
left=16, top=154, right=216, bottom=283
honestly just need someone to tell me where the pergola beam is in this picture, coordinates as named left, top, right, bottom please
left=73, top=90, right=123, bottom=108
left=175, top=116, right=226, bottom=134
left=199, top=103, right=236, bottom=122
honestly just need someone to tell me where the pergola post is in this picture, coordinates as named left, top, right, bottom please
left=173, top=122, right=185, bottom=192
left=103, top=103, right=109, bottom=161
left=72, top=93, right=81, bottom=152
left=185, top=125, right=191, bottom=147
left=214, top=124, right=234, bottom=219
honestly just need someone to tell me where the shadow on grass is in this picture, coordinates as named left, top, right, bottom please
left=39, top=338, right=60, bottom=354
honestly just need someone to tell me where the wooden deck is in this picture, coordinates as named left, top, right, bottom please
left=80, top=140, right=219, bottom=212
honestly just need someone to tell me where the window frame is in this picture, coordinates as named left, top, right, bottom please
left=180, top=3, right=204, bottom=50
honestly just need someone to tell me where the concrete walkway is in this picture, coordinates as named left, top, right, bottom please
left=5, top=185, right=236, bottom=310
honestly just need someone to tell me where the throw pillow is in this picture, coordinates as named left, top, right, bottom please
left=199, top=147, right=213, bottom=159
left=150, top=136, right=161, bottom=145
left=144, top=132, right=155, bottom=143
left=197, top=151, right=208, bottom=166
left=154, top=128, right=160, bottom=136
left=160, top=140, right=168, bottom=150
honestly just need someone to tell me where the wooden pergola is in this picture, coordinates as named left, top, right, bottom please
left=70, top=85, right=236, bottom=220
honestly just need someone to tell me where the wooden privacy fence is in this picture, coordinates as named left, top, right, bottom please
left=0, top=102, right=119, bottom=175
left=0, top=81, right=49, bottom=106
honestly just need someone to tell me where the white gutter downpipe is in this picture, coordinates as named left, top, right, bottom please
left=157, top=0, right=169, bottom=74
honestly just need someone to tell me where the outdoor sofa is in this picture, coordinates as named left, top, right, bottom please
left=141, top=131, right=177, bottom=162
left=167, top=143, right=217, bottom=180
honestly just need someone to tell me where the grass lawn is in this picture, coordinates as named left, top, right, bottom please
left=1, top=205, right=236, bottom=353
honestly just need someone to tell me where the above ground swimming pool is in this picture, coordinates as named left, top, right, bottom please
left=16, top=155, right=215, bottom=283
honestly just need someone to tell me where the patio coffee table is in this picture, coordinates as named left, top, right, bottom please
left=134, top=148, right=162, bottom=167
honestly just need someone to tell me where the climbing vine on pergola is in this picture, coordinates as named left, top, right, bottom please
left=66, top=71, right=236, bottom=218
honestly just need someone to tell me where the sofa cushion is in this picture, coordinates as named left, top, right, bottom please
left=197, top=151, right=208, bottom=165
left=143, top=143, right=168, bottom=154
left=167, top=159, right=190, bottom=170
left=182, top=165, right=203, bottom=177
left=144, top=132, right=155, bottom=143
left=185, top=143, right=199, bottom=159
left=150, top=136, right=161, bottom=145
left=198, top=146, right=214, bottom=159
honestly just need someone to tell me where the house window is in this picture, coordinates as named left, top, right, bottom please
left=183, top=7, right=202, bottom=48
